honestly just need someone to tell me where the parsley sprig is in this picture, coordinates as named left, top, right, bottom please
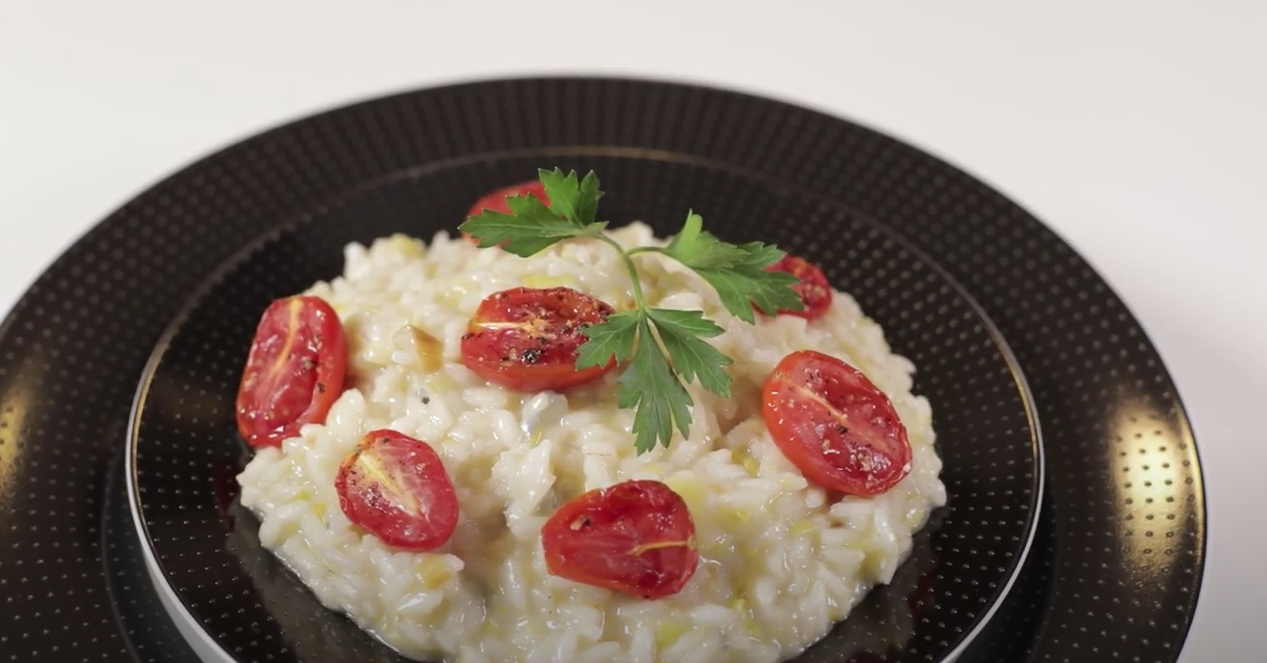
left=459, top=168, right=803, bottom=453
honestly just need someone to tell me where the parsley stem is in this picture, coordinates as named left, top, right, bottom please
left=596, top=234, right=649, bottom=310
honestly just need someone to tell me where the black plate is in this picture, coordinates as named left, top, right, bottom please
left=0, top=77, right=1205, bottom=663
left=127, top=155, right=1042, bottom=663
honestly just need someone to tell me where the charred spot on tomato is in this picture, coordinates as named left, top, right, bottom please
left=521, top=348, right=542, bottom=364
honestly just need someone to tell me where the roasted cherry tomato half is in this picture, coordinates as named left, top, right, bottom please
left=460, top=286, right=617, bottom=392
left=762, top=254, right=832, bottom=320
left=235, top=295, right=348, bottom=448
left=761, top=349, right=912, bottom=496
left=542, top=480, right=699, bottom=600
left=335, top=429, right=459, bottom=552
left=462, top=180, right=552, bottom=244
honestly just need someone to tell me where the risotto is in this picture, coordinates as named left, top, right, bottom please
left=234, top=217, right=946, bottom=663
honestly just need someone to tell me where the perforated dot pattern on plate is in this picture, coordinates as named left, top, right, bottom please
left=131, top=159, right=1040, bottom=663
left=0, top=77, right=1204, bottom=663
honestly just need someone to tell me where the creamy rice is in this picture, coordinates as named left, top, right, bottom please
left=235, top=222, right=947, bottom=663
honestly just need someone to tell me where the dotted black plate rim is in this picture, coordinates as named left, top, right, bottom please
left=123, top=147, right=1047, bottom=663
left=0, top=74, right=1206, bottom=663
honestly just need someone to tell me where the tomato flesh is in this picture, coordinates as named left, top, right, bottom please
left=460, top=286, right=616, bottom=392
left=235, top=295, right=348, bottom=448
left=763, top=254, right=832, bottom=319
left=761, top=349, right=912, bottom=496
left=463, top=180, right=552, bottom=244
left=335, top=429, right=459, bottom=552
left=542, top=480, right=699, bottom=599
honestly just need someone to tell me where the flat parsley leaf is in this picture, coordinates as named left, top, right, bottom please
left=647, top=308, right=733, bottom=398
left=616, top=319, right=694, bottom=454
left=575, top=310, right=641, bottom=370
left=537, top=167, right=604, bottom=226
left=661, top=213, right=804, bottom=322
left=576, top=171, right=602, bottom=224
left=694, top=241, right=804, bottom=323
left=537, top=168, right=581, bottom=223
left=662, top=211, right=750, bottom=269
left=458, top=191, right=605, bottom=257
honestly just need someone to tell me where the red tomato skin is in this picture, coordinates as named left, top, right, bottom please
left=463, top=180, right=552, bottom=244
left=761, top=349, right=912, bottom=496
left=335, top=429, right=459, bottom=552
left=460, top=286, right=617, bottom=392
left=764, top=254, right=833, bottom=319
left=542, top=480, right=699, bottom=600
left=235, top=295, right=348, bottom=448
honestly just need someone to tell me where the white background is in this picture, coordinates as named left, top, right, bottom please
left=2, top=1, right=1263, bottom=661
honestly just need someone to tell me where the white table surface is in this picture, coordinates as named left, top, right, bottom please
left=2, top=2, right=1263, bottom=661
